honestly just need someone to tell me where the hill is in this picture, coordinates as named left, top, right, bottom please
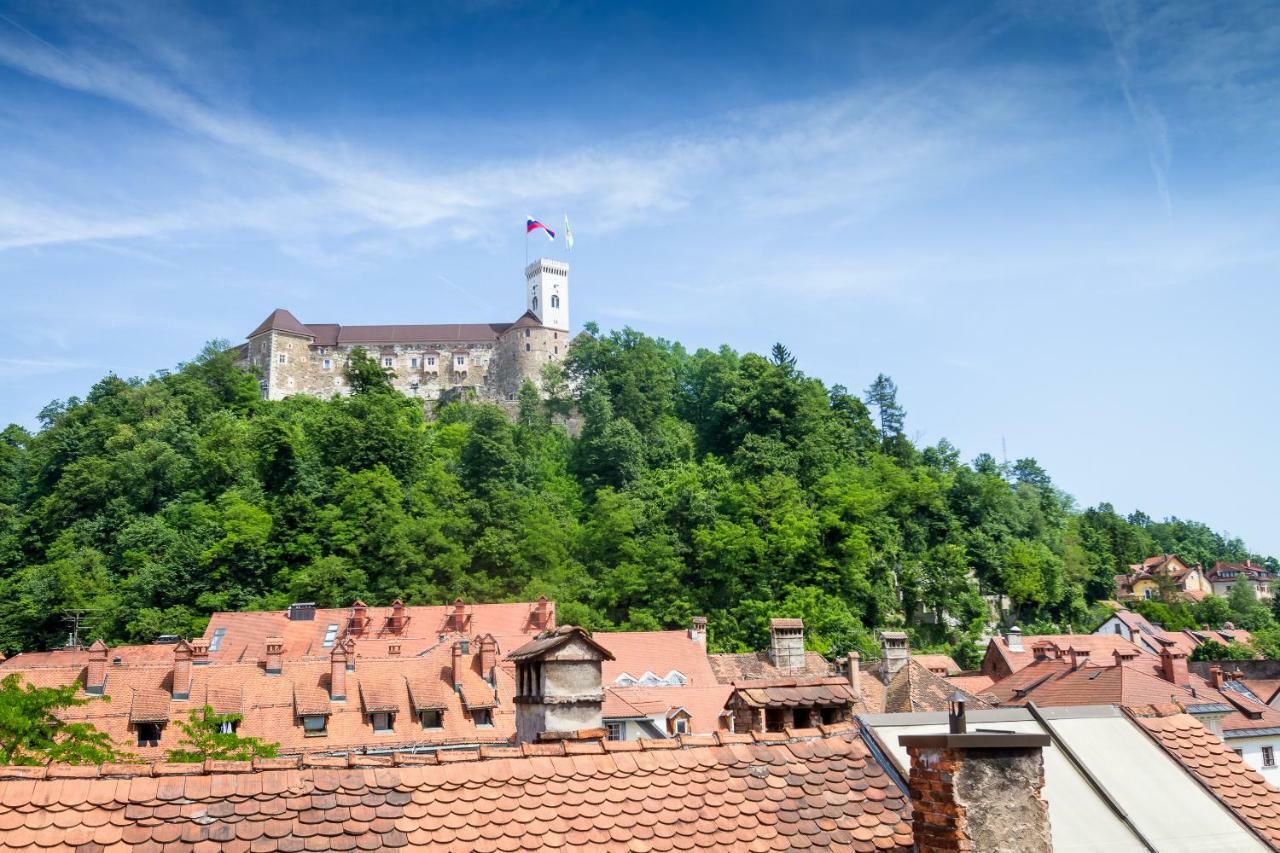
left=0, top=326, right=1275, bottom=665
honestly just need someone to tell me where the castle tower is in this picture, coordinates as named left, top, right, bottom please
left=525, top=258, right=569, bottom=331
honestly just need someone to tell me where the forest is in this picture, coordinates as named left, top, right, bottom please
left=1, top=325, right=1277, bottom=668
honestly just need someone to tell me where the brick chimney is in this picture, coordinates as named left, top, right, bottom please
left=878, top=631, right=910, bottom=684
left=389, top=599, right=405, bottom=634
left=172, top=640, right=193, bottom=700
left=190, top=638, right=209, bottom=666
left=451, top=640, right=465, bottom=690
left=479, top=634, right=498, bottom=685
left=1159, top=646, right=1189, bottom=686
left=1068, top=646, right=1090, bottom=670
left=1031, top=642, right=1051, bottom=661
left=329, top=642, right=348, bottom=701
left=533, top=595, right=551, bottom=629
left=689, top=616, right=708, bottom=649
left=265, top=637, right=284, bottom=675
left=86, top=639, right=108, bottom=696
left=769, top=619, right=805, bottom=671
left=450, top=597, right=468, bottom=632
left=899, top=705, right=1053, bottom=853
left=1209, top=665, right=1224, bottom=690
left=349, top=600, right=368, bottom=636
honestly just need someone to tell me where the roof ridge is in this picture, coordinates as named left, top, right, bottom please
left=0, top=723, right=861, bottom=781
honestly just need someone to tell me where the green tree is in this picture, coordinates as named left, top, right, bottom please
left=166, top=706, right=279, bottom=762
left=863, top=374, right=905, bottom=439
left=0, top=674, right=130, bottom=765
left=343, top=347, right=395, bottom=395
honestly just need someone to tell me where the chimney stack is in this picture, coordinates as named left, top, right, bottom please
left=451, top=598, right=467, bottom=632
left=349, top=600, right=368, bottom=636
left=878, top=631, right=910, bottom=684
left=264, top=637, right=284, bottom=675
left=847, top=650, right=862, bottom=700
left=1159, top=646, right=1189, bottom=686
left=899, top=726, right=1053, bottom=853
left=389, top=599, right=406, bottom=634
left=86, top=639, right=108, bottom=696
left=329, top=642, right=348, bottom=701
left=1068, top=646, right=1090, bottom=670
left=533, top=595, right=551, bottom=629
left=769, top=619, right=805, bottom=671
left=689, top=616, right=708, bottom=649
left=1005, top=626, right=1023, bottom=652
left=479, top=634, right=498, bottom=685
left=172, top=640, right=193, bottom=700
left=509, top=626, right=615, bottom=745
left=1031, top=642, right=1051, bottom=661
left=452, top=640, right=464, bottom=690
left=1209, top=665, right=1224, bottom=690
left=190, top=638, right=209, bottom=666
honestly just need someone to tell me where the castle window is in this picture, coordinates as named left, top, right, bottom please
left=455, top=355, right=466, bottom=367
left=382, top=357, right=393, bottom=368
left=411, top=357, right=419, bottom=368
left=554, top=347, right=558, bottom=355
left=525, top=343, right=531, bottom=352
left=277, top=353, right=287, bottom=364
left=524, top=329, right=531, bottom=338
left=551, top=295, right=560, bottom=308
left=532, top=296, right=538, bottom=311
left=322, top=358, right=332, bottom=371
left=427, top=356, right=436, bottom=367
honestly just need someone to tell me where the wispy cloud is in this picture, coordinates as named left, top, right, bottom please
left=0, top=357, right=95, bottom=379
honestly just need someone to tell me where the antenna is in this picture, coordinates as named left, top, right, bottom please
left=61, top=609, right=95, bottom=649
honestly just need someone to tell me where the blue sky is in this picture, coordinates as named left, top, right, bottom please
left=1, top=1, right=1278, bottom=553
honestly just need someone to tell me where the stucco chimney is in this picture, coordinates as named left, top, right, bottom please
left=770, top=619, right=805, bottom=671
left=265, top=637, right=284, bottom=675
left=689, top=616, right=708, bottom=649
left=1005, top=626, right=1023, bottom=652
left=190, top=638, right=209, bottom=666
left=172, top=640, right=193, bottom=700
left=848, top=650, right=862, bottom=699
left=1159, top=646, right=1189, bottom=686
left=899, top=722, right=1053, bottom=853
left=509, top=626, right=615, bottom=745
left=86, top=639, right=108, bottom=695
left=329, top=642, right=348, bottom=701
left=479, top=634, right=498, bottom=684
left=878, top=631, right=910, bottom=683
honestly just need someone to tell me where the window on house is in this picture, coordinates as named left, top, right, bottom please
left=411, top=357, right=419, bottom=368
left=525, top=343, right=531, bottom=352
left=277, top=353, right=287, bottom=364
left=606, top=722, right=624, bottom=741
left=1115, top=624, right=1123, bottom=634
left=427, top=356, right=436, bottom=366
left=219, top=720, right=237, bottom=735
left=322, top=358, right=332, bottom=371
left=673, top=718, right=689, bottom=734
left=1235, top=748, right=1244, bottom=758
left=472, top=708, right=493, bottom=726
left=551, top=295, right=559, bottom=308
left=554, top=346, right=558, bottom=355
left=1265, top=746, right=1276, bottom=767
left=455, top=355, right=465, bottom=367
left=302, top=715, right=327, bottom=736
left=322, top=624, right=339, bottom=648
left=420, top=709, right=443, bottom=729
left=382, top=357, right=393, bottom=368
left=820, top=707, right=842, bottom=725
left=208, top=628, right=227, bottom=652
left=765, top=708, right=788, bottom=732
left=1143, top=589, right=1154, bottom=600
left=371, top=712, right=394, bottom=732
left=524, top=329, right=531, bottom=338
left=136, top=722, right=162, bottom=747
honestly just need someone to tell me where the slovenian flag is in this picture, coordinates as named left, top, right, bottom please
left=526, top=217, right=556, bottom=241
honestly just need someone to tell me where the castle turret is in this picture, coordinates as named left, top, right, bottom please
left=525, top=258, right=569, bottom=331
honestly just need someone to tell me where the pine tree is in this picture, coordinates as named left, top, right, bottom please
left=863, top=373, right=906, bottom=438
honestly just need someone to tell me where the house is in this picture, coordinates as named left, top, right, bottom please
left=979, top=626, right=1148, bottom=681
left=983, top=641, right=1280, bottom=784
left=1188, top=659, right=1280, bottom=708
left=1207, top=560, right=1274, bottom=599
left=708, top=617, right=836, bottom=682
left=862, top=703, right=1280, bottom=851
left=1095, top=609, right=1255, bottom=657
left=1114, top=554, right=1212, bottom=602
left=911, top=653, right=960, bottom=676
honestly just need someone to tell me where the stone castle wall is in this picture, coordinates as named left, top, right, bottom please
left=490, top=325, right=569, bottom=400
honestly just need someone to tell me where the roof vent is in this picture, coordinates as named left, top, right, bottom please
left=288, top=602, right=317, bottom=621
left=154, top=634, right=180, bottom=645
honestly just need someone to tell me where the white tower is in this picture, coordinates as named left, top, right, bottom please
left=524, top=258, right=569, bottom=331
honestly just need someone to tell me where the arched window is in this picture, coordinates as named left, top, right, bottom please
left=551, top=295, right=560, bottom=308
left=532, top=296, right=538, bottom=311
left=525, top=343, right=531, bottom=352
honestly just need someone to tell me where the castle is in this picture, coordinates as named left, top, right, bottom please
left=238, top=258, right=570, bottom=402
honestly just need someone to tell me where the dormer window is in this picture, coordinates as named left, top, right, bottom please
left=419, top=709, right=443, bottom=729
left=136, top=722, right=162, bottom=747
left=371, top=712, right=394, bottom=732
left=473, top=709, right=493, bottom=727
left=302, top=715, right=327, bottom=736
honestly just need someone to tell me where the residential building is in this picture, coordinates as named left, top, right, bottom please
left=708, top=617, right=836, bottom=682
left=1095, top=608, right=1255, bottom=656
left=1114, top=554, right=1212, bottom=602
left=1207, top=560, right=1275, bottom=599
left=979, top=626, right=1147, bottom=681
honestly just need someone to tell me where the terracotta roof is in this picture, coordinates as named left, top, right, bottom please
left=882, top=661, right=991, bottom=714
left=357, top=678, right=399, bottom=714
left=730, top=676, right=857, bottom=709
left=128, top=688, right=171, bottom=723
left=599, top=630, right=720, bottom=689
left=0, top=727, right=913, bottom=852
left=945, top=674, right=994, bottom=695
left=909, top=653, right=959, bottom=675
left=603, top=686, right=733, bottom=734
left=709, top=650, right=834, bottom=683
left=1133, top=711, right=1280, bottom=848
left=248, top=308, right=314, bottom=339
left=770, top=618, right=804, bottom=629
left=458, top=681, right=497, bottom=711
left=507, top=626, right=615, bottom=662
left=985, top=633, right=1147, bottom=676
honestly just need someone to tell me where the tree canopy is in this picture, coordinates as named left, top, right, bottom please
left=0, top=331, right=1276, bottom=665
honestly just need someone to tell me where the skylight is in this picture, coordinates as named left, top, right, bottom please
left=208, top=628, right=227, bottom=652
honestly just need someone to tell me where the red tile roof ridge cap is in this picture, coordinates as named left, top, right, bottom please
left=0, top=728, right=865, bottom=781
left=729, top=675, right=847, bottom=689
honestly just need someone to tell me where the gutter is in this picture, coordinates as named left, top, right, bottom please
left=1025, top=702, right=1159, bottom=853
